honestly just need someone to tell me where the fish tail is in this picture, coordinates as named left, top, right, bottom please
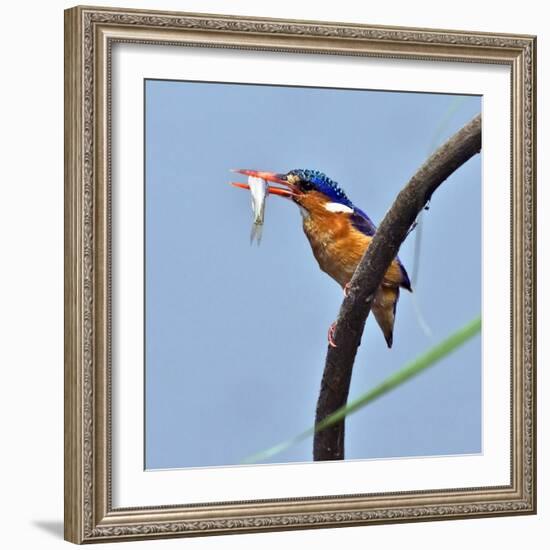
left=250, top=222, right=263, bottom=246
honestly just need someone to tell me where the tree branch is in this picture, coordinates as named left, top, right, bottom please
left=313, top=114, right=482, bottom=461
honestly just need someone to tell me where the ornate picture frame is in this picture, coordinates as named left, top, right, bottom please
left=64, top=5, right=536, bottom=543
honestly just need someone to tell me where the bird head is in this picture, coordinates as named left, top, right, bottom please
left=231, top=168, right=354, bottom=214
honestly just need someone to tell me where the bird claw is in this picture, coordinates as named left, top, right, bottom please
left=328, top=322, right=338, bottom=348
left=343, top=282, right=351, bottom=297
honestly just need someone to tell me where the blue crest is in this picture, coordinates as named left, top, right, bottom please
left=288, top=169, right=352, bottom=206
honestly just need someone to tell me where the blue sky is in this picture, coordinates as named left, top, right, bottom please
left=144, top=79, right=481, bottom=469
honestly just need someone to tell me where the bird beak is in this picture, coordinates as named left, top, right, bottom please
left=230, top=169, right=298, bottom=198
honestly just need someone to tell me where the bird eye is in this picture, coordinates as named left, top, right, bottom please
left=299, top=180, right=314, bottom=192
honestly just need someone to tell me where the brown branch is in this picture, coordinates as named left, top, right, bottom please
left=313, top=114, right=482, bottom=461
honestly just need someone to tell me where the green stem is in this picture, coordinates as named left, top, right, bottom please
left=243, top=315, right=481, bottom=464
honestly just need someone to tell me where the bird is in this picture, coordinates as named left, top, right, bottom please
left=231, top=168, right=412, bottom=348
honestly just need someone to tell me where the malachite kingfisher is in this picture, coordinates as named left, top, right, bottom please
left=231, top=168, right=412, bottom=348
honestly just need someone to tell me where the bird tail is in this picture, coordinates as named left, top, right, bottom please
left=372, top=285, right=400, bottom=348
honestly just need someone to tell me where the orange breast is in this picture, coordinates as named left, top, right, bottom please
left=302, top=209, right=403, bottom=289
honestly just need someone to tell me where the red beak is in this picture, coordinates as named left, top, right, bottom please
left=230, top=169, right=298, bottom=198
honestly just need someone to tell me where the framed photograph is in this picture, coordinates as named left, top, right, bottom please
left=64, top=5, right=536, bottom=543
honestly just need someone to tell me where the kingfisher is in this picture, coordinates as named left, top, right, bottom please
left=231, top=168, right=412, bottom=348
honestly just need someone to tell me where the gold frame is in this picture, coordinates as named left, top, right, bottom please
left=64, top=5, right=536, bottom=544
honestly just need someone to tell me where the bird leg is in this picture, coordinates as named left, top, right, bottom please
left=328, top=322, right=338, bottom=348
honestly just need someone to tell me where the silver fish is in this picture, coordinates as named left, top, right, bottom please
left=248, top=176, right=268, bottom=245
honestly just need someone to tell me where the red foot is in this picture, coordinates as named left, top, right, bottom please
left=328, top=322, right=338, bottom=348
left=343, top=282, right=351, bottom=297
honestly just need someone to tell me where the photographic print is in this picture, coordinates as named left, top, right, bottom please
left=144, top=80, right=482, bottom=470
left=65, top=6, right=535, bottom=542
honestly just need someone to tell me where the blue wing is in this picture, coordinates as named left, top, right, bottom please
left=350, top=207, right=377, bottom=237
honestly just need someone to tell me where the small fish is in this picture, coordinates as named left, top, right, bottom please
left=248, top=176, right=268, bottom=245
